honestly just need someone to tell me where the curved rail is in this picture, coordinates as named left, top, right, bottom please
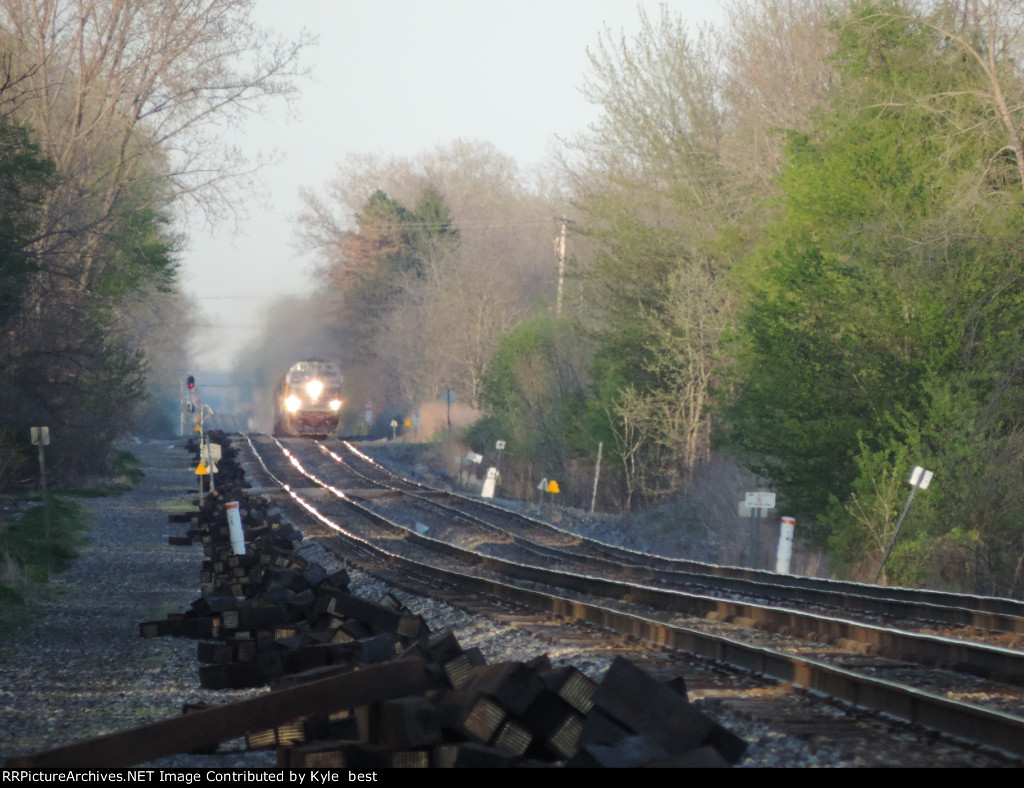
left=242, top=433, right=1024, bottom=758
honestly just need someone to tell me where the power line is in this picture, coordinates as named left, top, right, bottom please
left=194, top=295, right=311, bottom=300
left=345, top=218, right=556, bottom=232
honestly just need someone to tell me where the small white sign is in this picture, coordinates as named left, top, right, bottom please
left=745, top=491, right=776, bottom=510
left=909, top=466, right=933, bottom=490
left=495, top=440, right=506, bottom=450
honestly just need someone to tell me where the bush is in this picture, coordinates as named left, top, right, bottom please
left=0, top=497, right=90, bottom=582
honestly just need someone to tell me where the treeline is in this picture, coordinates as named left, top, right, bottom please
left=0, top=1, right=308, bottom=489
left=275, top=0, right=1024, bottom=595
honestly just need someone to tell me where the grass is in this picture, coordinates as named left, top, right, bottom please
left=111, top=450, right=146, bottom=488
left=158, top=500, right=196, bottom=513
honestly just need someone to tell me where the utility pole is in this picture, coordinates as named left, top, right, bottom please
left=554, top=216, right=573, bottom=316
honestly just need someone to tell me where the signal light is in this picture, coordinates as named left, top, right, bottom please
left=187, top=375, right=195, bottom=389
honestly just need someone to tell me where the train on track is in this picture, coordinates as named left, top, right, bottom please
left=272, top=359, right=344, bottom=437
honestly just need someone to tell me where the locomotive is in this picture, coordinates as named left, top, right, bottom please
left=272, top=359, right=344, bottom=437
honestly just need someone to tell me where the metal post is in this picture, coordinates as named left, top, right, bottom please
left=874, top=466, right=933, bottom=584
left=873, top=485, right=919, bottom=584
left=751, top=508, right=761, bottom=570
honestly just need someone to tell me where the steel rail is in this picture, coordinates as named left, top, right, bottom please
left=243, top=434, right=1024, bottom=759
left=291, top=437, right=1024, bottom=683
left=325, top=438, right=1024, bottom=635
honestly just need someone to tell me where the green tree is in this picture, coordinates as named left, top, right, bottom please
left=0, top=120, right=55, bottom=325
left=0, top=119, right=55, bottom=485
left=722, top=1, right=1024, bottom=592
left=565, top=7, right=742, bottom=508
left=325, top=187, right=463, bottom=410
left=475, top=315, right=591, bottom=504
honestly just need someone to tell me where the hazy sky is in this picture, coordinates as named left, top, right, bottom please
left=184, top=0, right=727, bottom=369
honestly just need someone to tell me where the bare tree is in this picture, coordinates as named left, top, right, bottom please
left=0, top=0, right=310, bottom=473
left=6, top=0, right=310, bottom=210
left=606, top=384, right=654, bottom=513
left=642, top=258, right=730, bottom=488
left=883, top=0, right=1024, bottom=191
left=720, top=0, right=842, bottom=188
left=298, top=141, right=562, bottom=412
left=1, top=0, right=311, bottom=291
left=376, top=231, right=534, bottom=408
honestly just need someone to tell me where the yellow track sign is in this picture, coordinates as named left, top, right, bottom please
left=546, top=480, right=560, bottom=494
left=196, top=461, right=209, bottom=475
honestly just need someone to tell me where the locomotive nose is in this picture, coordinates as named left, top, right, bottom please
left=305, top=380, right=324, bottom=401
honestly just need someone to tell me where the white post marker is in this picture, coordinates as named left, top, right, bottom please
left=225, top=501, right=246, bottom=556
left=482, top=467, right=499, bottom=498
left=776, top=516, right=795, bottom=574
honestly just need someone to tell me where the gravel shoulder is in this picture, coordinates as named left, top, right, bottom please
left=0, top=439, right=274, bottom=766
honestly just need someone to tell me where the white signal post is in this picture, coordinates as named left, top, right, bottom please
left=776, top=516, right=795, bottom=574
left=226, top=501, right=245, bottom=556
left=482, top=467, right=499, bottom=498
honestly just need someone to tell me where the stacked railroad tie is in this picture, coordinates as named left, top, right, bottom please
left=141, top=436, right=749, bottom=767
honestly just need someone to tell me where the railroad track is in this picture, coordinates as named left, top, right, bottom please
left=238, top=433, right=1024, bottom=763
left=329, top=440, right=1024, bottom=634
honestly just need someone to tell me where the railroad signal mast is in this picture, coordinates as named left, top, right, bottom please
left=181, top=375, right=199, bottom=436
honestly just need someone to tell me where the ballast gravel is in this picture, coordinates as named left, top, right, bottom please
left=0, top=438, right=1010, bottom=768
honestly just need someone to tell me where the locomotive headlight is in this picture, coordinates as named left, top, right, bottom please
left=305, top=380, right=324, bottom=401
left=329, top=399, right=342, bottom=411
left=285, top=395, right=302, bottom=413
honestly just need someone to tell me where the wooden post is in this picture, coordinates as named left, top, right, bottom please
left=31, top=427, right=51, bottom=577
